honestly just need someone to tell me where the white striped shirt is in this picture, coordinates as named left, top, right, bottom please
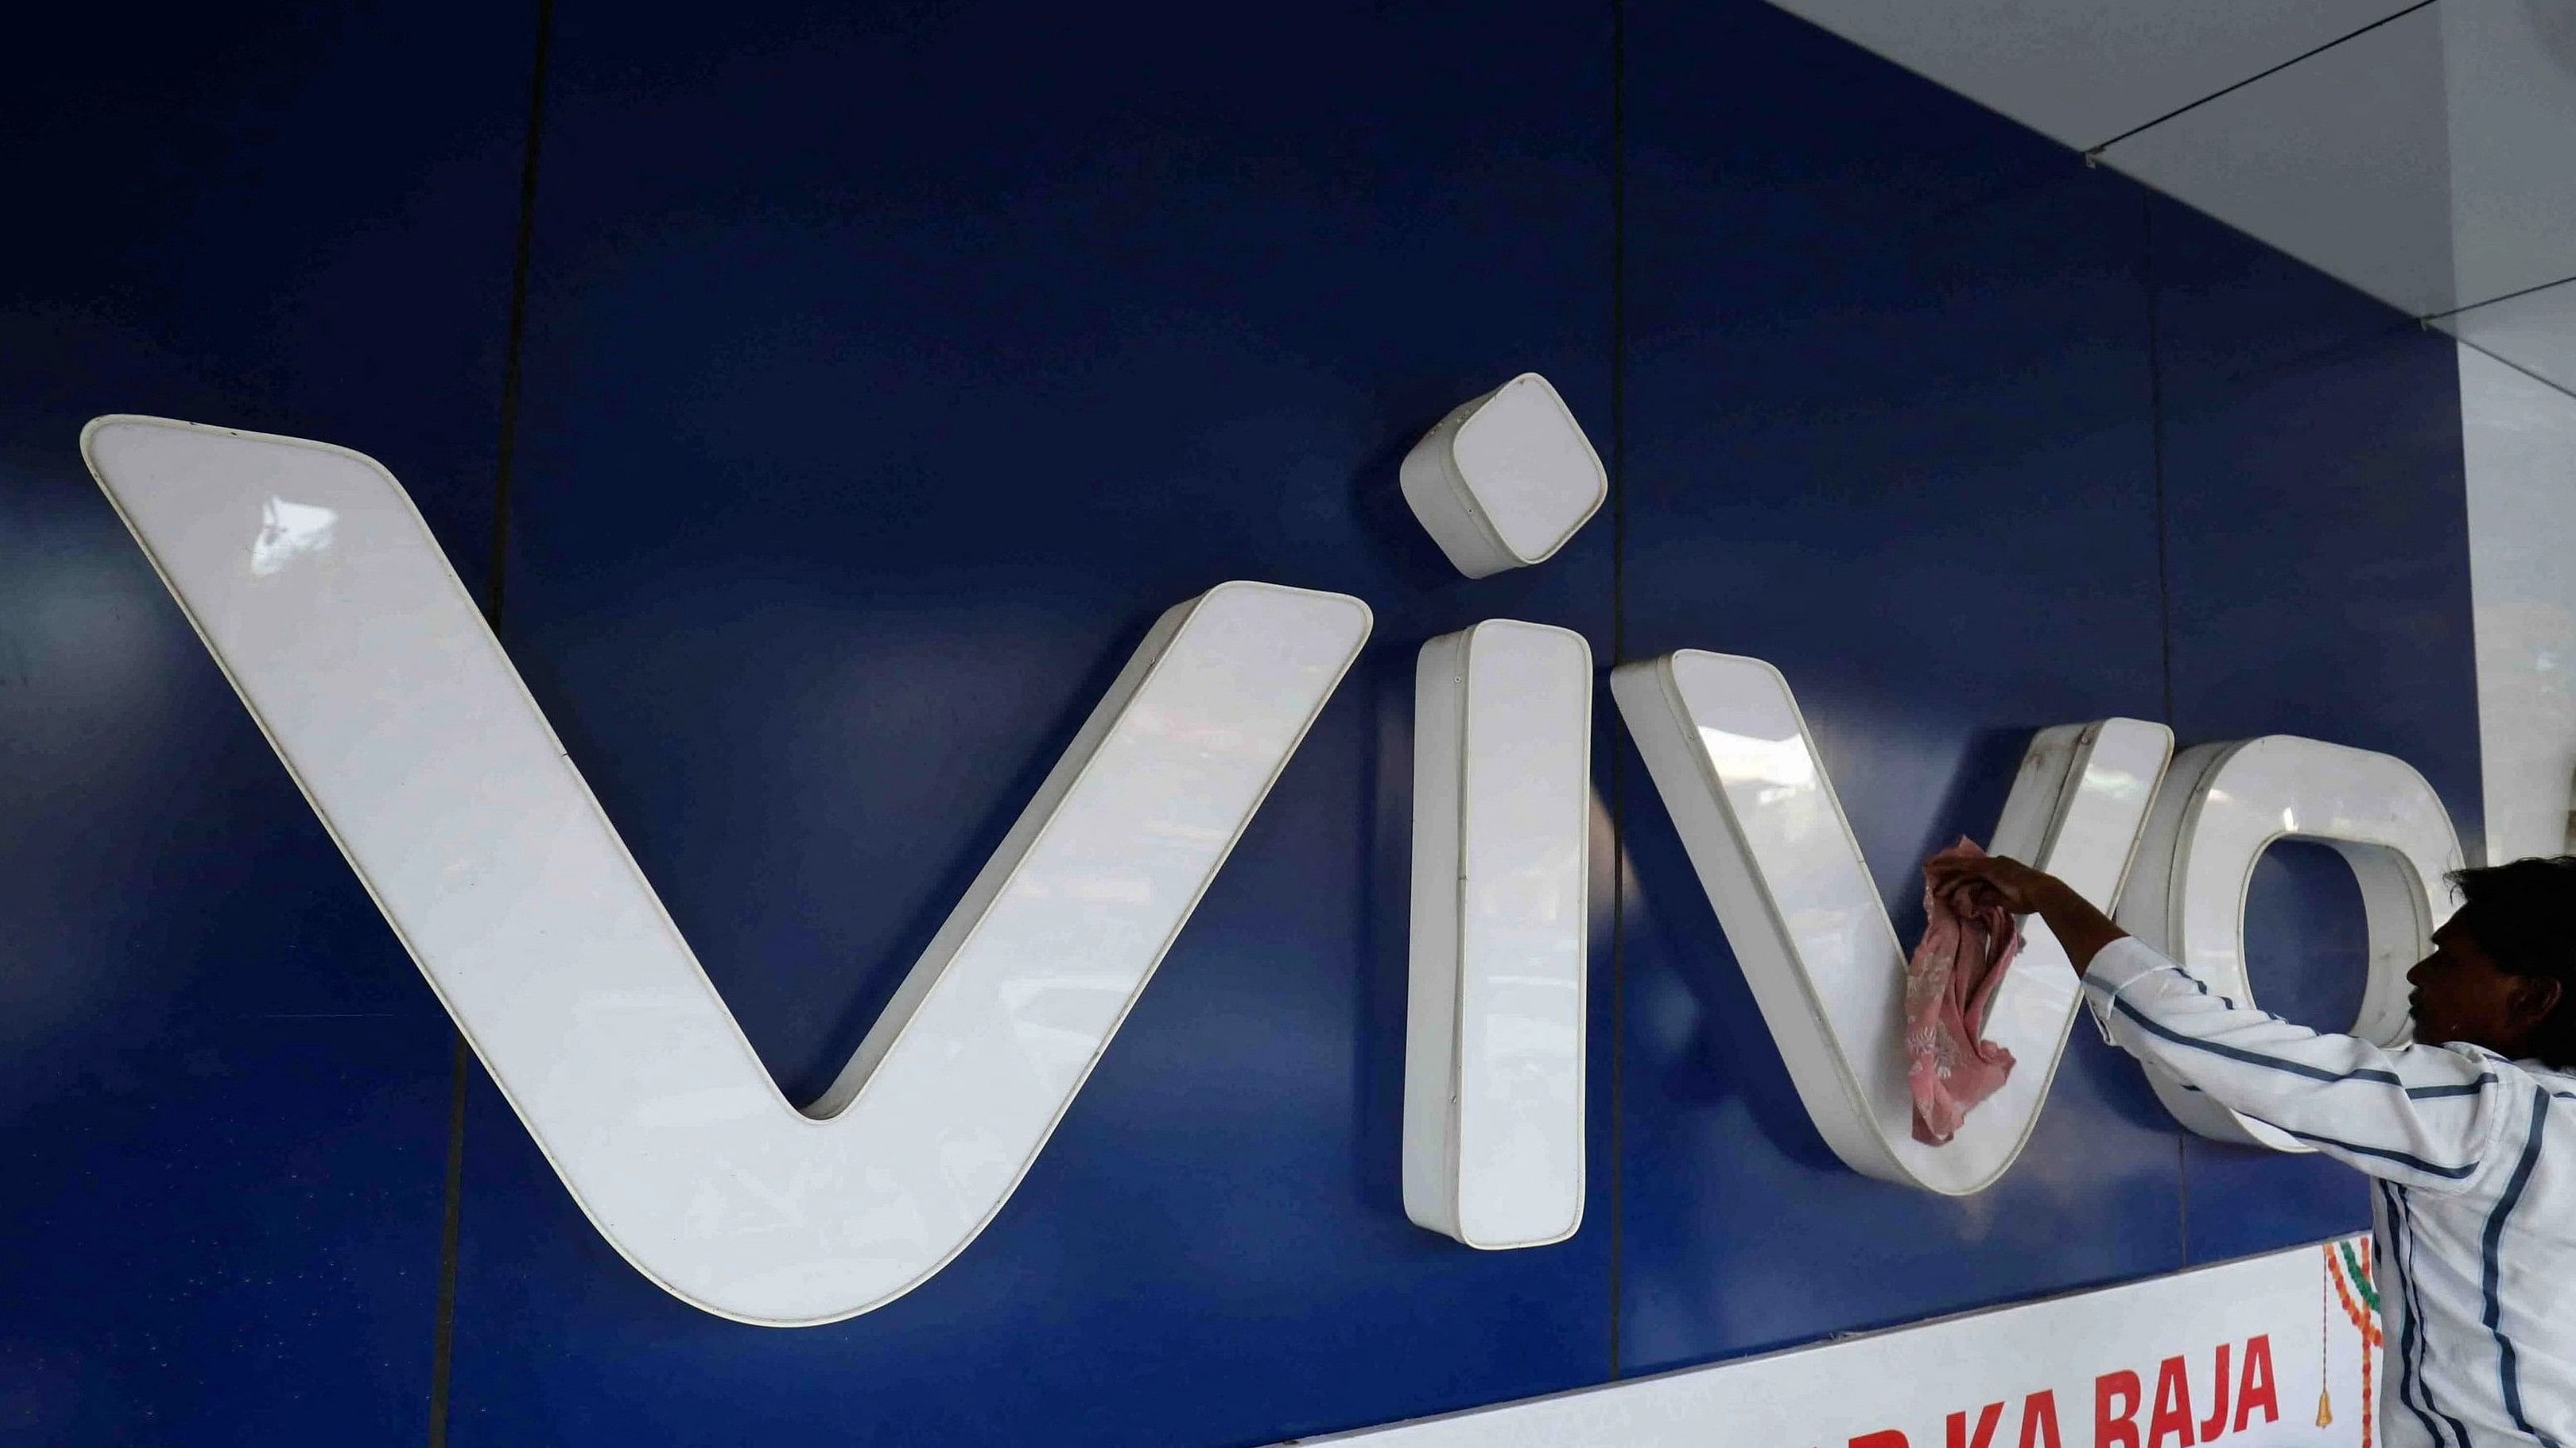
left=2085, top=936, right=2576, bottom=1448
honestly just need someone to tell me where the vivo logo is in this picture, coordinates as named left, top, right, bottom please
left=80, top=397, right=2461, bottom=1327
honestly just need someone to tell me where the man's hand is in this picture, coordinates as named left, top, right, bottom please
left=1925, top=852, right=2059, bottom=915
left=1925, top=852, right=2129, bottom=975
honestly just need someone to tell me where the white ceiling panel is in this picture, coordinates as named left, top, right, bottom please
left=2445, top=278, right=2576, bottom=402
left=1765, top=0, right=2576, bottom=390
left=2445, top=1, right=2576, bottom=310
left=2098, top=5, right=2458, bottom=317
left=1761, top=0, right=2418, bottom=150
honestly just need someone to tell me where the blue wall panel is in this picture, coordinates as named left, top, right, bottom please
left=444, top=2, right=1616, bottom=1443
left=2147, top=197, right=2481, bottom=1264
left=0, top=2, right=531, bottom=1440
left=0, top=2, right=2492, bottom=1445
left=1616, top=0, right=2183, bottom=1374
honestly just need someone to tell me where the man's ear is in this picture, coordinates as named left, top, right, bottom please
left=2514, top=975, right=2565, bottom=1029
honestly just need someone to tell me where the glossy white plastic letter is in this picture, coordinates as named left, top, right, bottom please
left=2115, top=736, right=2465, bottom=1150
left=82, top=416, right=1373, bottom=1327
left=1399, top=374, right=1607, bottom=579
left=1403, top=620, right=1592, bottom=1249
left=1611, top=651, right=2173, bottom=1194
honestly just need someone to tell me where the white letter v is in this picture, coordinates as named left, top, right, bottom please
left=1611, top=651, right=2170, bottom=1194
left=83, top=416, right=1371, bottom=1326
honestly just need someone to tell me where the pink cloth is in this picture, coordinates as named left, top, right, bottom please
left=1905, top=839, right=2023, bottom=1145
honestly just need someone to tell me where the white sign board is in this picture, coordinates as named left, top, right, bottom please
left=1293, top=1237, right=2382, bottom=1448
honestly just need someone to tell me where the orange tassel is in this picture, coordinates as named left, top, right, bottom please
left=2317, top=1387, right=2335, bottom=1428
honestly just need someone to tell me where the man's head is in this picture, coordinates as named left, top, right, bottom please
left=2411, top=855, right=2576, bottom=1064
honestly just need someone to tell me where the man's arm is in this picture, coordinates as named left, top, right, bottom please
left=1922, top=855, right=2127, bottom=973
left=1928, top=854, right=2520, bottom=1194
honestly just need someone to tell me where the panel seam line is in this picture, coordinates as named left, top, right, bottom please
left=1606, top=0, right=1628, bottom=1384
left=2082, top=0, right=2437, bottom=157
left=429, top=0, right=555, bottom=1440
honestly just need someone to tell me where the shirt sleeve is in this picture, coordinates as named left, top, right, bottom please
left=2083, top=936, right=2520, bottom=1195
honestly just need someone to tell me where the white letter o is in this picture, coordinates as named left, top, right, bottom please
left=2115, top=736, right=2465, bottom=1151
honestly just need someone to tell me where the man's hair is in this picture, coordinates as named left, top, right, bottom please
left=2447, top=855, right=2576, bottom=1066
